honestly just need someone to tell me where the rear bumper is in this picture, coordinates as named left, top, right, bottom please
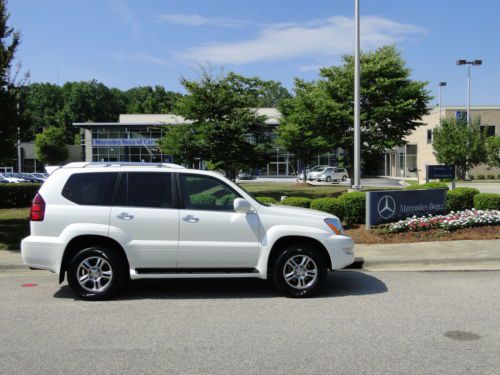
left=21, top=236, right=65, bottom=274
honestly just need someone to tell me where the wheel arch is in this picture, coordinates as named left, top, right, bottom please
left=267, top=235, right=332, bottom=276
left=59, top=235, right=129, bottom=283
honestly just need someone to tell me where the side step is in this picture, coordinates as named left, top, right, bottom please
left=136, top=268, right=259, bottom=275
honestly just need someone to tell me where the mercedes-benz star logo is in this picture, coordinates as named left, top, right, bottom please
left=377, top=195, right=396, bottom=219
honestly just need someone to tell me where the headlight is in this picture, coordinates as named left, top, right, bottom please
left=324, top=218, right=343, bottom=235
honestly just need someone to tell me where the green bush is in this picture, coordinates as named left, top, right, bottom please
left=477, top=174, right=485, bottom=180
left=404, top=181, right=449, bottom=190
left=446, top=187, right=480, bottom=212
left=190, top=193, right=216, bottom=209
left=310, top=198, right=343, bottom=217
left=310, top=192, right=366, bottom=225
left=281, top=197, right=312, bottom=208
left=0, top=183, right=41, bottom=208
left=255, top=196, right=278, bottom=205
left=337, top=192, right=366, bottom=225
left=474, top=193, right=500, bottom=210
left=486, top=174, right=495, bottom=180
left=497, top=174, right=500, bottom=179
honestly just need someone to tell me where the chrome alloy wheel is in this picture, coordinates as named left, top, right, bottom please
left=77, top=256, right=113, bottom=293
left=283, top=254, right=318, bottom=290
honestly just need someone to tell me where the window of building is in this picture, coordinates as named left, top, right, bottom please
left=115, top=172, right=173, bottom=208
left=180, top=174, right=241, bottom=212
left=62, top=173, right=118, bottom=206
left=481, top=125, right=496, bottom=137
left=427, top=129, right=433, bottom=144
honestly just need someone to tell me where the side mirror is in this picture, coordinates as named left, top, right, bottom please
left=234, top=198, right=254, bottom=213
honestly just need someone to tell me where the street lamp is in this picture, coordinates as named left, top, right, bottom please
left=353, top=0, right=361, bottom=190
left=438, top=82, right=446, bottom=120
left=456, top=59, right=482, bottom=125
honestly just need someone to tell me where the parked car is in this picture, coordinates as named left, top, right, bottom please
left=237, top=170, right=256, bottom=180
left=0, top=175, right=9, bottom=183
left=297, top=165, right=329, bottom=180
left=21, top=162, right=354, bottom=300
left=316, top=168, right=349, bottom=183
left=31, top=173, right=48, bottom=181
left=20, top=173, right=44, bottom=183
left=0, top=173, right=28, bottom=183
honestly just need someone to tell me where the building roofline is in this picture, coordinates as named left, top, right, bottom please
left=73, top=122, right=186, bottom=127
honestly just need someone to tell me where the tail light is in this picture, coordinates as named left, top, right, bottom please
left=30, top=193, right=45, bottom=221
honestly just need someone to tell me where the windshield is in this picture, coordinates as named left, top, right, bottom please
left=237, top=183, right=272, bottom=206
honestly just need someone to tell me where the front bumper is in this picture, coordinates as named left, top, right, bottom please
left=21, top=236, right=65, bottom=274
left=323, top=235, right=355, bottom=270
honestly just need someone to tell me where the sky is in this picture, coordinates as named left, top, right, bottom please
left=9, top=0, right=500, bottom=106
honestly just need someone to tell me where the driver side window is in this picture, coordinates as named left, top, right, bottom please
left=180, top=174, right=241, bottom=212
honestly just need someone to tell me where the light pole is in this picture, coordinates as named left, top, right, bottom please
left=353, top=0, right=361, bottom=190
left=456, top=59, right=482, bottom=125
left=438, top=82, right=446, bottom=120
left=456, top=59, right=482, bottom=180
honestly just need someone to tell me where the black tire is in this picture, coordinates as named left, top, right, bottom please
left=342, top=175, right=347, bottom=181
left=326, top=176, right=331, bottom=182
left=67, top=246, right=127, bottom=300
left=272, top=244, right=327, bottom=298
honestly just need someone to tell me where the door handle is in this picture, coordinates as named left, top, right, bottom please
left=182, top=215, right=199, bottom=223
left=116, top=212, right=134, bottom=220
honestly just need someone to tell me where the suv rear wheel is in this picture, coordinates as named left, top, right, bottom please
left=272, top=244, right=327, bottom=297
left=67, top=246, right=126, bottom=300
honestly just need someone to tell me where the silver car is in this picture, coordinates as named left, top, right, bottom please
left=314, top=167, right=349, bottom=182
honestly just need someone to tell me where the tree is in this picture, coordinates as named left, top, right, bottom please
left=0, top=0, right=22, bottom=163
left=485, top=136, right=500, bottom=168
left=158, top=125, right=202, bottom=165
left=124, top=86, right=182, bottom=114
left=35, top=126, right=68, bottom=165
left=280, top=46, right=432, bottom=177
left=432, top=118, right=486, bottom=179
left=170, top=70, right=271, bottom=179
left=277, top=80, right=332, bottom=182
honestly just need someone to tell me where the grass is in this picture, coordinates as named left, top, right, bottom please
left=0, top=208, right=30, bottom=250
left=238, top=182, right=347, bottom=200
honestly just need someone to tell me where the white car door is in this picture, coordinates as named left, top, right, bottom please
left=177, top=173, right=260, bottom=270
left=109, top=172, right=179, bottom=269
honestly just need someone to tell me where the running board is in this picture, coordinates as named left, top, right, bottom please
left=135, top=267, right=259, bottom=275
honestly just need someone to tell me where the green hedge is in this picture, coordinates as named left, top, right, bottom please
left=310, top=192, right=366, bottom=225
left=190, top=193, right=216, bottom=209
left=473, top=193, right=500, bottom=210
left=255, top=196, right=278, bottom=205
left=0, top=183, right=41, bottom=208
left=446, top=187, right=480, bottom=212
left=281, top=197, right=312, bottom=208
left=404, top=181, right=449, bottom=190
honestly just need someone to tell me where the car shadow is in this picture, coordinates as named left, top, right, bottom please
left=53, top=271, right=387, bottom=301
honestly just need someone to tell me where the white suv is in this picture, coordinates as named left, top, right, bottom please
left=21, top=162, right=354, bottom=300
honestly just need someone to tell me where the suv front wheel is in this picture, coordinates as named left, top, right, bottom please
left=272, top=244, right=327, bottom=297
left=67, top=246, right=126, bottom=300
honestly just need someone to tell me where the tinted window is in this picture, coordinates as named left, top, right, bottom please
left=115, top=172, right=172, bottom=208
left=181, top=174, right=241, bottom=211
left=62, top=173, right=118, bottom=206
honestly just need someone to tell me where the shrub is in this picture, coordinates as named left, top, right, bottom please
left=477, top=174, right=485, bottom=180
left=446, top=187, right=480, bottom=212
left=255, top=196, right=278, bottom=205
left=310, top=198, right=343, bottom=217
left=486, top=174, right=495, bottom=180
left=337, top=192, right=366, bottom=225
left=281, top=196, right=312, bottom=208
left=0, top=183, right=41, bottom=208
left=474, top=193, right=500, bottom=210
left=404, top=181, right=449, bottom=190
left=497, top=174, right=500, bottom=179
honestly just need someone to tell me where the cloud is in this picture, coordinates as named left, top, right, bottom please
left=158, top=14, right=248, bottom=28
left=107, top=0, right=141, bottom=35
left=178, top=16, right=425, bottom=65
left=111, top=53, right=172, bottom=66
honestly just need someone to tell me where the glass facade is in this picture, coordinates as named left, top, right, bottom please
left=90, top=127, right=172, bottom=163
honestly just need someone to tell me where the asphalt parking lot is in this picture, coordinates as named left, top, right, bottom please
left=1, top=269, right=499, bottom=374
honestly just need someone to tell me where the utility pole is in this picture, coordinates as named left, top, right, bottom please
left=353, top=0, right=362, bottom=190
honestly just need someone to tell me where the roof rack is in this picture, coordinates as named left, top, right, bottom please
left=62, top=162, right=185, bottom=169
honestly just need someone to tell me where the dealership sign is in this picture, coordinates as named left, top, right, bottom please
left=92, top=138, right=157, bottom=147
left=366, top=189, right=447, bottom=228
left=427, top=165, right=455, bottom=180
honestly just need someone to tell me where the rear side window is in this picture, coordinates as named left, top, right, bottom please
left=62, top=173, right=118, bottom=206
left=115, top=172, right=173, bottom=208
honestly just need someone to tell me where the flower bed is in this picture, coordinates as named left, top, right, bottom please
left=385, top=209, right=500, bottom=233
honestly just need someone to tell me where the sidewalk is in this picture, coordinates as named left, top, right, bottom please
left=2, top=240, right=500, bottom=272
left=355, top=239, right=500, bottom=271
